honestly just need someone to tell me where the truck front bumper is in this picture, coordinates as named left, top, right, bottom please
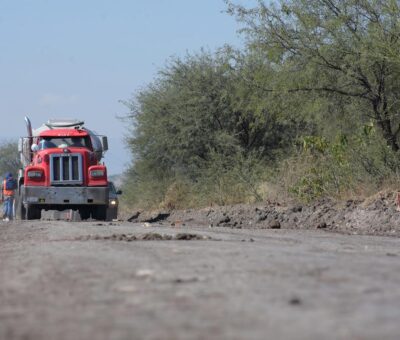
left=23, top=186, right=109, bottom=205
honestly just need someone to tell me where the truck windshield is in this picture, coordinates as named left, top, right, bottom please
left=38, top=137, right=92, bottom=150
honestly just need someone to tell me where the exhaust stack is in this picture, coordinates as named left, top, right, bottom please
left=24, top=116, right=33, bottom=163
left=25, top=116, right=33, bottom=139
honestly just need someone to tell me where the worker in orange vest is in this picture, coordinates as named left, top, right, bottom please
left=1, top=172, right=16, bottom=221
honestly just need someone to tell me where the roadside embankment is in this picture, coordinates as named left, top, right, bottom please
left=125, top=191, right=400, bottom=237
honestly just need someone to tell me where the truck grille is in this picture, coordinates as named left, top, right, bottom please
left=50, top=153, right=83, bottom=185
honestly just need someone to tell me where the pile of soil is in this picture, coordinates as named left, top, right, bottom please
left=127, top=191, right=400, bottom=237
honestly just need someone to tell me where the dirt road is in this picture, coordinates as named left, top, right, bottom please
left=1, top=220, right=400, bottom=340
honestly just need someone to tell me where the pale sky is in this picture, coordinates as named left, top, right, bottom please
left=0, top=0, right=246, bottom=174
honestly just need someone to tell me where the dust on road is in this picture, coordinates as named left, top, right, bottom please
left=1, top=220, right=400, bottom=340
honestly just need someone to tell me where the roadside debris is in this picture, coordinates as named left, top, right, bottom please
left=135, top=269, right=155, bottom=278
left=268, top=220, right=281, bottom=229
left=159, top=191, right=400, bottom=237
left=288, top=297, right=302, bottom=306
left=127, top=211, right=170, bottom=223
left=73, top=232, right=214, bottom=242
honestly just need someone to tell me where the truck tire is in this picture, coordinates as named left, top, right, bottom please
left=15, top=186, right=26, bottom=221
left=79, top=207, right=91, bottom=220
left=26, top=204, right=41, bottom=220
left=106, top=207, right=118, bottom=221
left=92, top=205, right=107, bottom=220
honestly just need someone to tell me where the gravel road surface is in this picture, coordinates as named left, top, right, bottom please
left=1, top=220, right=400, bottom=340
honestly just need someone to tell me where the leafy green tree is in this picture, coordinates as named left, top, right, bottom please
left=127, top=50, right=308, bottom=167
left=227, top=0, right=400, bottom=151
left=122, top=2, right=400, bottom=207
left=123, top=50, right=308, bottom=206
left=0, top=141, right=20, bottom=179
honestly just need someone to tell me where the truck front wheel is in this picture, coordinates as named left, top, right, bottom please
left=92, top=205, right=107, bottom=220
left=15, top=186, right=26, bottom=220
left=26, top=205, right=41, bottom=220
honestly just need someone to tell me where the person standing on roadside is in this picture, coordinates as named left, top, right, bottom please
left=1, top=172, right=16, bottom=221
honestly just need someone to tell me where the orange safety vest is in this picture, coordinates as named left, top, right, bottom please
left=2, top=179, right=14, bottom=197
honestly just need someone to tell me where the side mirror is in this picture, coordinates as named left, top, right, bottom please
left=116, top=190, right=122, bottom=195
left=31, top=144, right=39, bottom=153
left=101, top=136, right=108, bottom=152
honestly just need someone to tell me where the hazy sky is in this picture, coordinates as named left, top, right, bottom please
left=0, top=0, right=246, bottom=174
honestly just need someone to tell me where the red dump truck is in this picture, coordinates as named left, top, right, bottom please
left=15, top=117, right=109, bottom=220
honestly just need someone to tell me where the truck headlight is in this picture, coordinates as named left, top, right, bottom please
left=109, top=199, right=117, bottom=206
left=27, top=170, right=43, bottom=178
left=90, top=169, right=105, bottom=177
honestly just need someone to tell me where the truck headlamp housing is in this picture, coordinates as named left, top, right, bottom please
left=87, top=165, right=107, bottom=186
left=90, top=169, right=105, bottom=178
left=27, top=170, right=43, bottom=179
left=109, top=199, right=117, bottom=206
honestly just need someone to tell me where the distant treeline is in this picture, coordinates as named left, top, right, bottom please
left=0, top=141, right=20, bottom=180
left=123, top=0, right=400, bottom=208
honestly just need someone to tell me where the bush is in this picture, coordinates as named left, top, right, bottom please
left=121, top=149, right=268, bottom=209
left=279, top=125, right=400, bottom=202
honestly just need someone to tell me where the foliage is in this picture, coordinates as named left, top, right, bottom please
left=0, top=141, right=20, bottom=180
left=227, top=0, right=400, bottom=151
left=282, top=123, right=400, bottom=201
left=122, top=50, right=306, bottom=207
left=122, top=1, right=400, bottom=208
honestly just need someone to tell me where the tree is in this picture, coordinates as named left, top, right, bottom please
left=122, top=50, right=309, bottom=206
left=125, top=49, right=308, bottom=172
left=0, top=141, right=20, bottom=179
left=227, top=0, right=400, bottom=151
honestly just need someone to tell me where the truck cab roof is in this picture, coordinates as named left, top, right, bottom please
left=39, top=128, right=89, bottom=138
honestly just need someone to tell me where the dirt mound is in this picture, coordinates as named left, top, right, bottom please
left=161, top=192, right=400, bottom=237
